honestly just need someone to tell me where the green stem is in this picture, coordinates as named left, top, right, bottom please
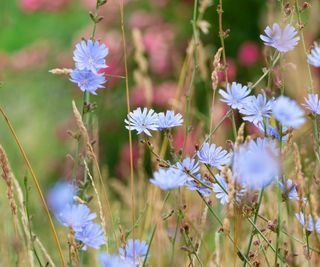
left=243, top=189, right=264, bottom=267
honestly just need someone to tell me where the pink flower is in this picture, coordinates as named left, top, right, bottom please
left=238, top=42, right=260, bottom=67
left=19, top=0, right=44, bottom=12
left=217, top=58, right=236, bottom=82
left=153, top=82, right=177, bottom=107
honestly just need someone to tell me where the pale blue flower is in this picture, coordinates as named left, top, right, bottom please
left=239, top=93, right=273, bottom=127
left=157, top=110, right=183, bottom=130
left=75, top=223, right=105, bottom=250
left=279, top=178, right=301, bottom=201
left=186, top=175, right=212, bottom=197
left=150, top=168, right=186, bottom=190
left=260, top=23, right=299, bottom=53
left=213, top=173, right=245, bottom=205
left=304, top=94, right=320, bottom=115
left=119, top=239, right=148, bottom=266
left=47, top=181, right=77, bottom=214
left=219, top=82, right=251, bottom=109
left=296, top=212, right=314, bottom=232
left=213, top=173, right=229, bottom=205
left=197, top=142, right=232, bottom=170
left=272, top=96, right=305, bottom=128
left=307, top=45, right=320, bottom=67
left=232, top=138, right=280, bottom=190
left=99, top=253, right=132, bottom=267
left=125, top=108, right=158, bottom=136
left=56, top=204, right=96, bottom=232
left=175, top=157, right=200, bottom=181
left=70, top=69, right=106, bottom=95
left=258, top=122, right=288, bottom=142
left=73, top=40, right=108, bottom=73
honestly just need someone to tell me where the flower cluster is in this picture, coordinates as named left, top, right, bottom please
left=70, top=40, right=108, bottom=95
left=125, top=108, right=183, bottom=136
left=47, top=182, right=105, bottom=250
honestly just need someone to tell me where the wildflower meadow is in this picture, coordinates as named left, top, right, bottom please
left=2, top=0, right=320, bottom=266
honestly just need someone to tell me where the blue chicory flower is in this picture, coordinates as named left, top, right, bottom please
left=47, top=181, right=77, bottom=214
left=219, top=82, right=251, bottom=110
left=119, top=239, right=148, bottom=266
left=157, top=110, right=183, bottom=130
left=272, top=96, right=305, bottom=129
left=125, top=108, right=159, bottom=136
left=304, top=93, right=320, bottom=115
left=75, top=222, right=105, bottom=250
left=197, top=142, right=232, bottom=170
left=70, top=68, right=106, bottom=95
left=99, top=253, right=132, bottom=267
left=232, top=138, right=280, bottom=190
left=55, top=204, right=96, bottom=232
left=307, top=45, right=320, bottom=67
left=239, top=93, right=273, bottom=127
left=150, top=167, right=187, bottom=190
left=260, top=23, right=299, bottom=53
left=73, top=40, right=109, bottom=73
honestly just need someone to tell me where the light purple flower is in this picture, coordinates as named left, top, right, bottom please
left=47, top=181, right=77, bottom=214
left=186, top=175, right=212, bottom=197
left=75, top=223, right=105, bottom=250
left=70, top=69, right=106, bottom=95
left=304, top=94, right=320, bottom=115
left=197, top=142, right=232, bottom=170
left=99, top=253, right=132, bottom=267
left=295, top=212, right=314, bottom=232
left=56, top=204, right=96, bottom=232
left=260, top=23, right=300, bottom=53
left=239, top=93, right=273, bottom=127
left=150, top=168, right=186, bottom=190
left=119, top=239, right=148, bottom=266
left=219, top=82, right=251, bottom=109
left=175, top=157, right=200, bottom=181
left=279, top=178, right=303, bottom=201
left=73, top=40, right=108, bottom=73
left=307, top=45, right=320, bottom=67
left=272, top=96, right=305, bottom=129
left=232, top=138, right=280, bottom=190
left=125, top=108, right=158, bottom=136
left=157, top=110, right=183, bottom=130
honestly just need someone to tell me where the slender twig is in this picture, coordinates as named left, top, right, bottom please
left=120, top=0, right=136, bottom=250
left=0, top=106, right=66, bottom=267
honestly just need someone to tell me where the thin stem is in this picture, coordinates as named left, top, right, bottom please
left=243, top=189, right=264, bottom=267
left=0, top=106, right=66, bottom=267
left=120, top=0, right=136, bottom=240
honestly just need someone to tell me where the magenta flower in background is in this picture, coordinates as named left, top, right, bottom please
left=260, top=23, right=300, bottom=53
left=73, top=40, right=108, bottom=73
left=238, top=41, right=260, bottom=66
left=217, top=58, right=236, bottom=82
